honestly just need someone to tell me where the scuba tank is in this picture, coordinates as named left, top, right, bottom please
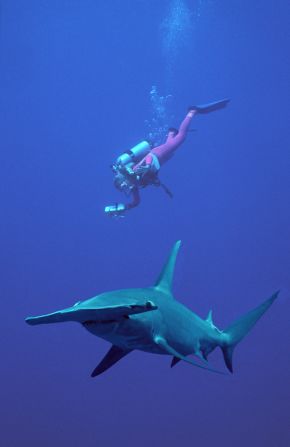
left=111, top=140, right=152, bottom=197
left=116, top=141, right=151, bottom=166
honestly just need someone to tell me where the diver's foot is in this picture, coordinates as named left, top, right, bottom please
left=188, top=107, right=198, bottom=116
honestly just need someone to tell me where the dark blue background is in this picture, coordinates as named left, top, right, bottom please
left=1, top=1, right=289, bottom=446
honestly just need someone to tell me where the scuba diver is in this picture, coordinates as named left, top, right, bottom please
left=105, top=98, right=230, bottom=216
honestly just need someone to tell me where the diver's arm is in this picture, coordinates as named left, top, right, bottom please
left=124, top=187, right=140, bottom=210
left=104, top=188, right=140, bottom=216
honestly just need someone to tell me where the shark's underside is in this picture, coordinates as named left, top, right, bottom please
left=26, top=241, right=278, bottom=377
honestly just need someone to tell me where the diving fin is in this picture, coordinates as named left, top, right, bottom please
left=91, top=345, right=132, bottom=377
left=190, top=98, right=230, bottom=114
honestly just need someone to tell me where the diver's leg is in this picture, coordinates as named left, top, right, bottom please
left=165, top=128, right=178, bottom=143
left=152, top=110, right=196, bottom=163
left=172, top=109, right=196, bottom=146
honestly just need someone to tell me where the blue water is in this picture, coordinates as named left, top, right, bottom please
left=1, top=1, right=290, bottom=446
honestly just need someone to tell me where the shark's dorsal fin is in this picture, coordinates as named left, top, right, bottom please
left=154, top=240, right=181, bottom=294
left=206, top=310, right=213, bottom=324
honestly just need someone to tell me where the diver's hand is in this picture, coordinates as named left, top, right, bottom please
left=125, top=166, right=136, bottom=176
left=135, top=165, right=150, bottom=176
left=104, top=203, right=126, bottom=217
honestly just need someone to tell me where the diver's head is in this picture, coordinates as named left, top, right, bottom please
left=114, top=173, right=125, bottom=191
left=113, top=172, right=134, bottom=195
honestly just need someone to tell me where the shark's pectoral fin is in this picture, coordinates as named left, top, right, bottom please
left=91, top=345, right=132, bottom=378
left=154, top=336, right=226, bottom=375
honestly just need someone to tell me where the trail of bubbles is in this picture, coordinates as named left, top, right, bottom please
left=144, top=85, right=173, bottom=147
left=161, top=0, right=204, bottom=87
left=145, top=1, right=211, bottom=145
left=161, top=0, right=194, bottom=63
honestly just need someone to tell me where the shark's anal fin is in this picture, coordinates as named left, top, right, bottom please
left=194, top=350, right=208, bottom=364
left=91, top=345, right=132, bottom=378
left=155, top=240, right=181, bottom=294
left=154, top=336, right=226, bottom=375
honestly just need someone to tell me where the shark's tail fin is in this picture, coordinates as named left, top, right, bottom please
left=221, top=291, right=279, bottom=372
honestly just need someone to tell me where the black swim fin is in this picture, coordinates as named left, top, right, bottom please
left=189, top=98, right=230, bottom=114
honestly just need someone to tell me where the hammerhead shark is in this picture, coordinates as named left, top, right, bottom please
left=26, top=241, right=278, bottom=377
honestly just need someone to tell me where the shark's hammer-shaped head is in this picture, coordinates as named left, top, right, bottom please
left=25, top=299, right=157, bottom=326
left=25, top=239, right=183, bottom=329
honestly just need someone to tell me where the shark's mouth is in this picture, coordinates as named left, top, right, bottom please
left=83, top=319, right=120, bottom=326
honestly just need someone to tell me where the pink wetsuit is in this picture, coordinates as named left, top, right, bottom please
left=124, top=110, right=195, bottom=211
left=133, top=110, right=195, bottom=170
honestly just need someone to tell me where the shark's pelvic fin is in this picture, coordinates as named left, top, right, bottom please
left=91, top=345, right=132, bottom=377
left=154, top=240, right=181, bottom=294
left=154, top=336, right=225, bottom=375
left=171, top=351, right=207, bottom=368
left=171, top=356, right=181, bottom=368
left=221, top=291, right=279, bottom=373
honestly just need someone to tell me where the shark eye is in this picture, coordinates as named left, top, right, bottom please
left=73, top=301, right=81, bottom=307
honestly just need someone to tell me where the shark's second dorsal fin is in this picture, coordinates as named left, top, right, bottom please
left=206, top=310, right=213, bottom=324
left=154, top=240, right=181, bottom=294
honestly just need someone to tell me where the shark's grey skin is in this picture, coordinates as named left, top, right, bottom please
left=26, top=241, right=278, bottom=377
